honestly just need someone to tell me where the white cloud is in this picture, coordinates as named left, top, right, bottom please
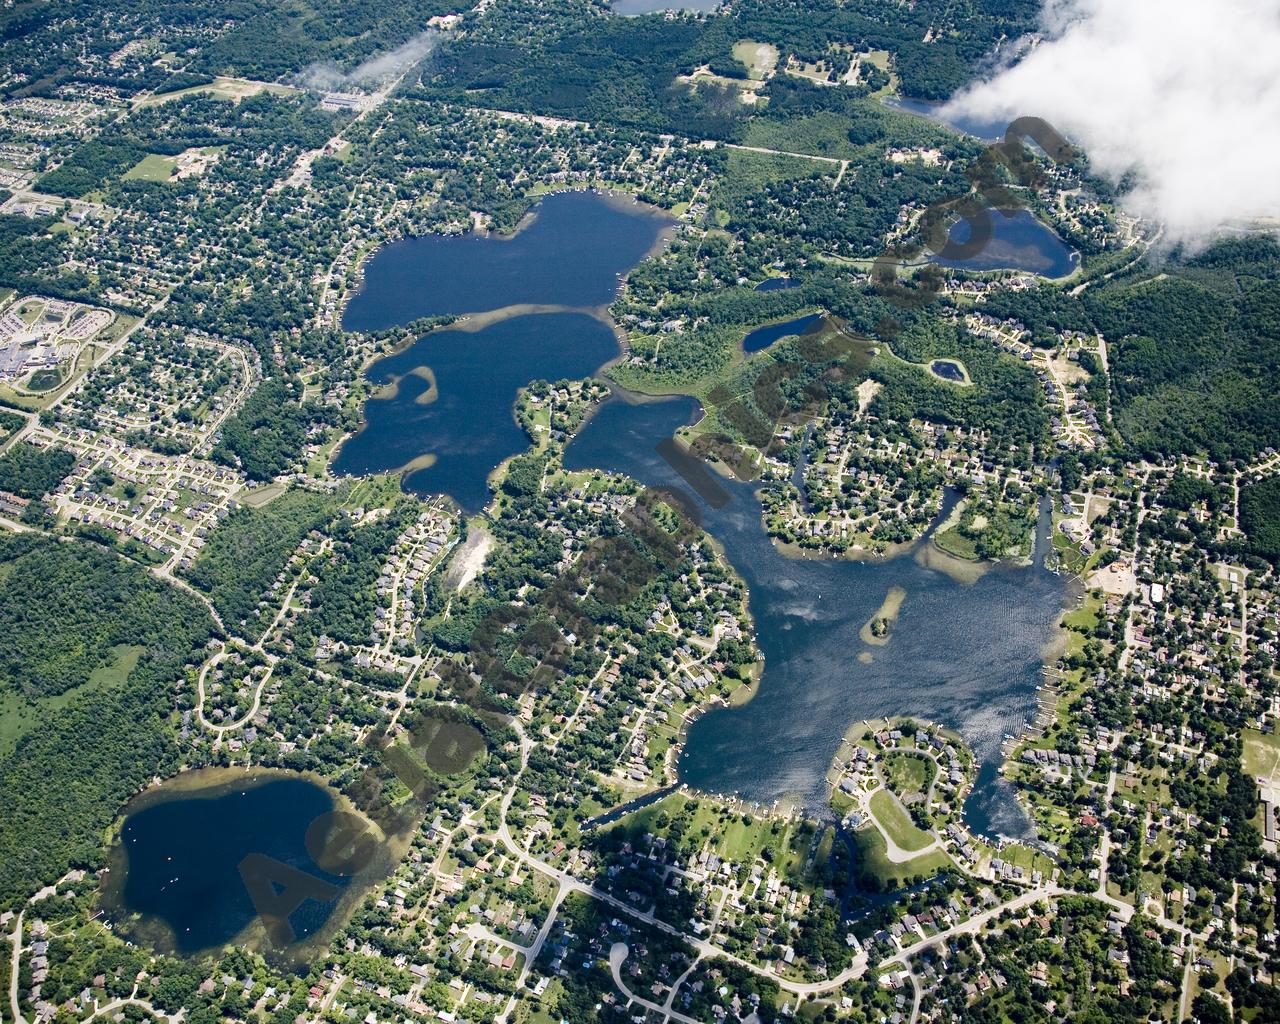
left=944, top=0, right=1280, bottom=247
left=299, top=30, right=439, bottom=92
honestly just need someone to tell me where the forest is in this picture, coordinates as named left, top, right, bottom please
left=412, top=0, right=1038, bottom=141
left=1, top=0, right=459, bottom=100
left=0, top=442, right=77, bottom=500
left=38, top=140, right=147, bottom=199
left=946, top=237, right=1280, bottom=460
left=0, top=214, right=93, bottom=305
left=1240, top=476, right=1280, bottom=563
left=211, top=376, right=330, bottom=481
left=0, top=533, right=210, bottom=698
left=0, top=535, right=214, bottom=907
left=301, top=501, right=414, bottom=647
left=184, top=487, right=338, bottom=635
left=868, top=316, right=1048, bottom=453
left=1087, top=238, right=1280, bottom=460
left=39, top=93, right=340, bottom=200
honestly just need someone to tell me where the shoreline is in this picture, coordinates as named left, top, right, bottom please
left=98, top=765, right=408, bottom=966
left=327, top=188, right=677, bottom=488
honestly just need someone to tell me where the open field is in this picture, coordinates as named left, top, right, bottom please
left=238, top=482, right=287, bottom=508
left=933, top=525, right=980, bottom=560
left=134, top=76, right=297, bottom=109
left=853, top=825, right=952, bottom=888
left=732, top=40, right=779, bottom=80
left=0, top=643, right=142, bottom=755
left=869, top=788, right=933, bottom=852
left=883, top=750, right=934, bottom=795
left=122, top=153, right=177, bottom=182
left=1244, top=728, right=1280, bottom=787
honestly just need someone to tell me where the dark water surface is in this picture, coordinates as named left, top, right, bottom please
left=343, top=190, right=672, bottom=331
left=932, top=208, right=1079, bottom=279
left=110, top=774, right=347, bottom=956
left=753, top=277, right=797, bottom=292
left=337, top=192, right=673, bottom=509
left=931, top=359, right=965, bottom=382
left=742, top=313, right=824, bottom=353
left=340, top=190, right=1070, bottom=838
left=565, top=397, right=1069, bottom=837
left=334, top=313, right=618, bottom=510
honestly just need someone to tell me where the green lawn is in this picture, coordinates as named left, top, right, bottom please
left=1243, top=727, right=1280, bottom=786
left=997, top=841, right=1056, bottom=878
left=869, top=788, right=933, bottom=852
left=731, top=40, right=778, bottom=80
left=933, top=525, right=980, bottom=560
left=0, top=644, right=142, bottom=755
left=122, top=153, right=178, bottom=183
left=884, top=751, right=935, bottom=796
left=853, top=825, right=952, bottom=889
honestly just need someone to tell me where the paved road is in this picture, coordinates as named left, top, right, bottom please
left=881, top=886, right=1062, bottom=968
left=609, top=943, right=702, bottom=1024
left=8, top=911, right=25, bottom=1024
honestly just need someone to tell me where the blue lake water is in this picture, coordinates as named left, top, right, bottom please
left=337, top=192, right=673, bottom=509
left=343, top=190, right=673, bottom=331
left=886, top=97, right=1010, bottom=142
left=932, top=208, right=1079, bottom=279
left=753, top=277, right=797, bottom=292
left=335, top=313, right=620, bottom=510
left=340, top=189, right=1071, bottom=841
left=565, top=396, right=1070, bottom=838
left=109, top=774, right=348, bottom=957
left=742, top=312, right=824, bottom=353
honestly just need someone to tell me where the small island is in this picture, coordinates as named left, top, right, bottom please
left=858, top=584, right=906, bottom=646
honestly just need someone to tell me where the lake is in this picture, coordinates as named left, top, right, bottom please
left=932, top=208, right=1079, bottom=279
left=337, top=192, right=674, bottom=508
left=341, top=190, right=1071, bottom=840
left=754, top=277, right=797, bottom=293
left=334, top=312, right=620, bottom=510
left=931, top=359, right=965, bottom=382
left=343, top=190, right=674, bottom=331
left=103, top=770, right=382, bottom=959
left=565, top=396, right=1071, bottom=838
left=742, top=312, right=824, bottom=354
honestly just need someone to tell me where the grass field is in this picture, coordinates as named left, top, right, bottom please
left=933, top=526, right=980, bottom=561
left=1243, top=728, right=1280, bottom=786
left=134, top=76, right=297, bottom=109
left=853, top=825, right=952, bottom=888
left=995, top=841, right=1056, bottom=879
left=732, top=40, right=779, bottom=80
left=341, top=473, right=405, bottom=511
left=605, top=790, right=831, bottom=885
left=742, top=111, right=862, bottom=161
left=238, top=482, right=287, bottom=508
left=122, top=153, right=177, bottom=183
left=0, top=644, right=142, bottom=755
left=884, top=751, right=934, bottom=796
left=710, top=147, right=827, bottom=210
left=869, top=788, right=933, bottom=852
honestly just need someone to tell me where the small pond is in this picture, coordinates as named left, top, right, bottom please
left=742, top=312, right=824, bottom=354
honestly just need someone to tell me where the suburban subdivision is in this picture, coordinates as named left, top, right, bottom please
left=0, top=2, right=1276, bottom=1024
